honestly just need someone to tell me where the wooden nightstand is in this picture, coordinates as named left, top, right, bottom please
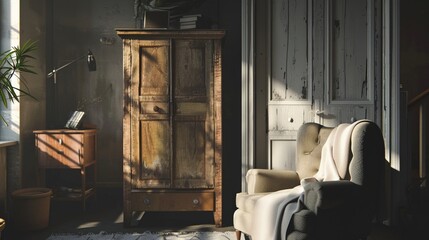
left=34, top=129, right=96, bottom=211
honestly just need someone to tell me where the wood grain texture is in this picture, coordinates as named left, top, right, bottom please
left=34, top=130, right=96, bottom=168
left=138, top=40, right=169, bottom=96
left=122, top=38, right=132, bottom=226
left=312, top=0, right=326, bottom=119
left=213, top=39, right=222, bottom=227
left=271, top=0, right=308, bottom=101
left=116, top=29, right=225, bottom=40
left=118, top=30, right=224, bottom=227
left=174, top=40, right=207, bottom=97
left=331, top=0, right=368, bottom=101
left=267, top=0, right=377, bottom=170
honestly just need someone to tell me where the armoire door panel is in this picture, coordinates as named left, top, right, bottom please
left=175, top=102, right=207, bottom=115
left=136, top=40, right=170, bottom=96
left=132, top=120, right=171, bottom=189
left=173, top=121, right=214, bottom=188
left=174, top=40, right=210, bottom=97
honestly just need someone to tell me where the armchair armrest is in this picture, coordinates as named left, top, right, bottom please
left=303, top=180, right=363, bottom=214
left=301, top=180, right=375, bottom=238
left=246, top=169, right=300, bottom=194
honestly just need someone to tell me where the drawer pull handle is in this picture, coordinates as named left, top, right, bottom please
left=192, top=199, right=200, bottom=205
left=153, top=106, right=161, bottom=113
left=143, top=198, right=151, bottom=205
left=58, top=139, right=63, bottom=145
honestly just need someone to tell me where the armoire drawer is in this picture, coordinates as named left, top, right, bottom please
left=130, top=191, right=214, bottom=211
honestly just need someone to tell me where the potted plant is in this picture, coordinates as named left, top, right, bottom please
left=0, top=40, right=37, bottom=123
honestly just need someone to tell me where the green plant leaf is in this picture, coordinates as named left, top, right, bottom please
left=0, top=40, right=38, bottom=124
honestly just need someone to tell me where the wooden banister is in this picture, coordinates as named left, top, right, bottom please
left=407, top=87, right=429, bottom=180
left=408, top=87, right=429, bottom=107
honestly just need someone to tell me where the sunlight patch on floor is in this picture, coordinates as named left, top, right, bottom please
left=114, top=212, right=123, bottom=224
left=77, top=221, right=100, bottom=229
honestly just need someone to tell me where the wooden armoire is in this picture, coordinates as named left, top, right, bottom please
left=117, top=29, right=224, bottom=227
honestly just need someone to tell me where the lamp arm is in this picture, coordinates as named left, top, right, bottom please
left=47, top=54, right=86, bottom=79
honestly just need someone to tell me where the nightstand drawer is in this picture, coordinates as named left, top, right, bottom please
left=35, top=130, right=95, bottom=168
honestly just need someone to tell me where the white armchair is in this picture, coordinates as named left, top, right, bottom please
left=234, top=121, right=385, bottom=240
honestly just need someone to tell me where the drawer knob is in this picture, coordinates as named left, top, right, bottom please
left=192, top=198, right=200, bottom=205
left=143, top=198, right=151, bottom=205
left=153, top=106, right=161, bottom=113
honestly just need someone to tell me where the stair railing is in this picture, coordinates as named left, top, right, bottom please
left=408, top=88, right=429, bottom=185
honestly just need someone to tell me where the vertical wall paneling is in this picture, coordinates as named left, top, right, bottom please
left=268, top=0, right=313, bottom=170
left=255, top=0, right=269, bottom=170
left=327, top=0, right=373, bottom=104
left=253, top=0, right=380, bottom=171
left=322, top=0, right=376, bottom=126
left=271, top=140, right=296, bottom=170
left=382, top=0, right=400, bottom=171
left=270, top=0, right=312, bottom=103
left=313, top=0, right=325, bottom=123
left=382, top=0, right=402, bottom=226
left=241, top=0, right=255, bottom=190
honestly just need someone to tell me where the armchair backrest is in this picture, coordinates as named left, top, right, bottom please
left=348, top=121, right=385, bottom=216
left=296, top=121, right=384, bottom=220
left=295, top=123, right=334, bottom=179
left=296, top=121, right=384, bottom=187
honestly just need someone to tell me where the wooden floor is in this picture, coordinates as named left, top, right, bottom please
left=2, top=188, right=233, bottom=240
left=1, top=188, right=426, bottom=240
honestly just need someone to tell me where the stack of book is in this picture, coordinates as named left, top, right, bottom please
left=179, top=14, right=208, bottom=29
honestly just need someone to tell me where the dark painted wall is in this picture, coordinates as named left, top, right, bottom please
left=401, top=1, right=429, bottom=100
left=401, top=1, right=429, bottom=179
left=45, top=0, right=241, bottom=225
left=49, top=0, right=131, bottom=185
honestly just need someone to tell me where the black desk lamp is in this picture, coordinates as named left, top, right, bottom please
left=47, top=50, right=96, bottom=83
left=47, top=50, right=96, bottom=128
